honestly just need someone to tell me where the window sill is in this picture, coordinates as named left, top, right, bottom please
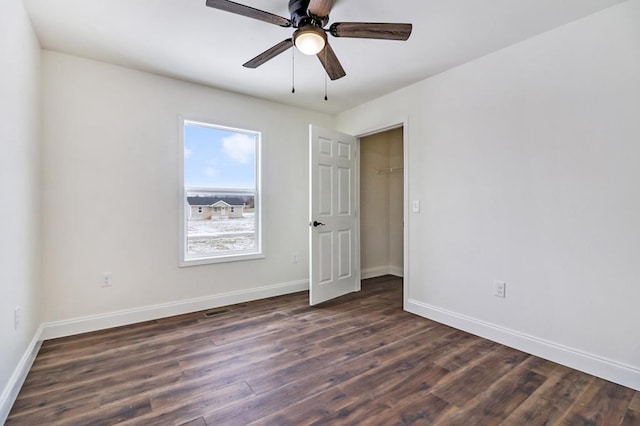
left=179, top=252, right=265, bottom=267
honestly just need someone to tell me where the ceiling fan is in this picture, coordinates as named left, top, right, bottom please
left=205, top=0, right=412, bottom=80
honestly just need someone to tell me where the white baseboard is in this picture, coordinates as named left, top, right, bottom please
left=0, top=325, right=43, bottom=424
left=389, top=265, right=404, bottom=278
left=362, top=265, right=404, bottom=280
left=406, top=298, right=640, bottom=392
left=42, top=279, right=309, bottom=340
left=361, top=266, right=390, bottom=280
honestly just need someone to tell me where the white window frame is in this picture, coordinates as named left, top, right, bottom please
left=178, top=118, right=264, bottom=267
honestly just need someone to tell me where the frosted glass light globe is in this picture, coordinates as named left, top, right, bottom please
left=294, top=27, right=326, bottom=55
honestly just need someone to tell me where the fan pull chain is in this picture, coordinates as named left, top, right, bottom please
left=324, top=72, right=329, bottom=101
left=324, top=48, right=328, bottom=101
left=291, top=40, right=296, bottom=94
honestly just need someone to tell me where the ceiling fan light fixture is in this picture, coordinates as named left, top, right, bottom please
left=294, top=26, right=326, bottom=55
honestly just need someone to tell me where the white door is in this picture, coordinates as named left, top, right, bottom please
left=309, top=125, right=360, bottom=306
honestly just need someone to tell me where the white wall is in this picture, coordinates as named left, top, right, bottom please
left=41, top=52, right=332, bottom=331
left=337, top=0, right=640, bottom=390
left=0, top=0, right=42, bottom=420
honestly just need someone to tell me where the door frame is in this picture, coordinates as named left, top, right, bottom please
left=354, top=118, right=410, bottom=310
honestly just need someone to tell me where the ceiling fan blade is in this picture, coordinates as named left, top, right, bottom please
left=205, top=0, right=291, bottom=27
left=316, top=42, right=346, bottom=81
left=307, top=0, right=336, bottom=18
left=243, top=39, right=293, bottom=68
left=330, top=22, right=412, bottom=40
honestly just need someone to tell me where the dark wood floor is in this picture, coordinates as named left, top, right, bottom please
left=7, top=276, right=640, bottom=425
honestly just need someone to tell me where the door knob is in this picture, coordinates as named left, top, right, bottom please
left=312, top=221, right=326, bottom=227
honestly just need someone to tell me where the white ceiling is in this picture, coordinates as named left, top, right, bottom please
left=23, top=0, right=625, bottom=114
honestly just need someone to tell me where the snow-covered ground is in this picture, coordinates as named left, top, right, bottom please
left=186, top=213, right=256, bottom=254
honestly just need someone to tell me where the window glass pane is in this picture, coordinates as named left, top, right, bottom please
left=185, top=192, right=256, bottom=256
left=184, top=125, right=256, bottom=189
left=182, top=121, right=260, bottom=263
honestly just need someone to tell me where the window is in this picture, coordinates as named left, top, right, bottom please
left=179, top=119, right=262, bottom=266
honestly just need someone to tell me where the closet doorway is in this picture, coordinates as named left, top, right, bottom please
left=359, top=127, right=404, bottom=279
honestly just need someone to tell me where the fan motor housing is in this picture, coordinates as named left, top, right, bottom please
left=288, top=0, right=327, bottom=27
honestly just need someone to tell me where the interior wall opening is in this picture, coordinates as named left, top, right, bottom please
left=359, top=126, right=404, bottom=279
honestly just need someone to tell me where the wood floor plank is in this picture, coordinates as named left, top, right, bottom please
left=431, top=333, right=499, bottom=371
left=622, top=409, right=640, bottom=426
left=521, top=355, right=569, bottom=378
left=33, top=314, right=204, bottom=365
left=5, top=392, right=102, bottom=425
left=40, top=395, right=151, bottom=426
left=19, top=329, right=217, bottom=396
left=260, top=328, right=479, bottom=424
left=178, top=417, right=206, bottom=426
left=630, top=392, right=640, bottom=411
left=561, top=377, right=636, bottom=425
left=11, top=360, right=182, bottom=416
left=200, top=348, right=385, bottom=425
left=314, top=400, right=394, bottom=426
left=444, top=366, right=546, bottom=425
left=247, top=387, right=352, bottom=426
left=430, top=344, right=531, bottom=407
left=202, top=325, right=441, bottom=425
left=7, top=276, right=638, bottom=425
left=176, top=333, right=286, bottom=371
left=383, top=362, right=451, bottom=406
left=316, top=363, right=451, bottom=425
left=117, top=381, right=255, bottom=426
left=369, top=393, right=451, bottom=426
left=337, top=331, right=461, bottom=399
left=503, top=368, right=595, bottom=425
left=249, top=321, right=450, bottom=393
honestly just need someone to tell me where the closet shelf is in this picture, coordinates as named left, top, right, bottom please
left=376, top=167, right=403, bottom=174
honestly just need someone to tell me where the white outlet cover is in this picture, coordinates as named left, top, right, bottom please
left=102, top=272, right=113, bottom=287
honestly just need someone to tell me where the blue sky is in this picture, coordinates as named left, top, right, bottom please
left=184, top=123, right=256, bottom=189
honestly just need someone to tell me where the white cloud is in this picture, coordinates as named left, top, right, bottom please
left=184, top=147, right=192, bottom=159
left=205, top=167, right=218, bottom=177
left=223, top=133, right=254, bottom=164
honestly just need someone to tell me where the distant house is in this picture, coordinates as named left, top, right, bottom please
left=187, top=196, right=246, bottom=220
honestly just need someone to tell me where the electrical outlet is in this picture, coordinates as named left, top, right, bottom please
left=14, top=306, right=20, bottom=330
left=292, top=253, right=299, bottom=263
left=102, top=272, right=113, bottom=287
left=494, top=281, right=506, bottom=298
